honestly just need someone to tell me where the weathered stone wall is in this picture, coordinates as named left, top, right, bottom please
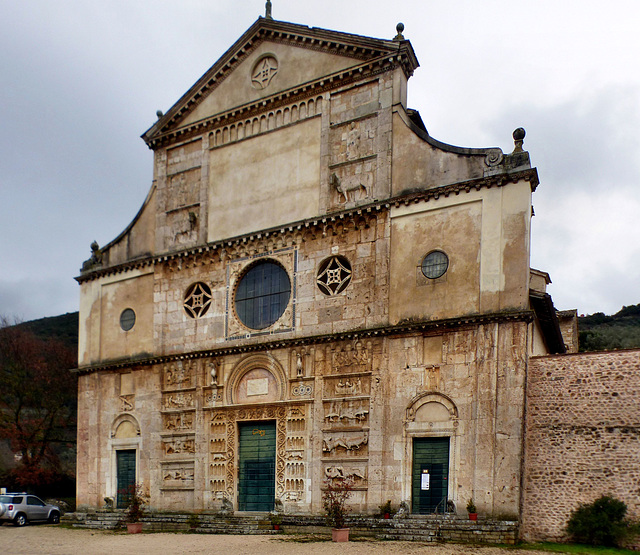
left=522, top=350, right=640, bottom=542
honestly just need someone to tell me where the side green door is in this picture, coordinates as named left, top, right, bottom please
left=116, top=449, right=136, bottom=508
left=238, top=422, right=276, bottom=511
left=412, top=437, right=449, bottom=514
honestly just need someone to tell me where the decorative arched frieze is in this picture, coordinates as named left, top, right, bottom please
left=225, top=353, right=287, bottom=405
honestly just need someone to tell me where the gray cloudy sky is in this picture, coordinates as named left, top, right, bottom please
left=1, top=0, right=639, bottom=321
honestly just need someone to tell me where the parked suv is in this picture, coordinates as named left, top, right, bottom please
left=0, top=494, right=60, bottom=526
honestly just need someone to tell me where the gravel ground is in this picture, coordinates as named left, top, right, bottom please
left=0, top=524, right=552, bottom=555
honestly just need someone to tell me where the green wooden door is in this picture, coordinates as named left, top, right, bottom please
left=412, top=437, right=449, bottom=514
left=238, top=422, right=276, bottom=511
left=116, top=449, right=136, bottom=508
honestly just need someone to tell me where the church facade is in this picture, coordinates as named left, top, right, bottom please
left=75, top=15, right=568, bottom=519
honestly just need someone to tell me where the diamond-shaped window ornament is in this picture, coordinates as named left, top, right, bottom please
left=316, top=256, right=352, bottom=296
left=184, top=282, right=212, bottom=318
left=251, top=55, right=278, bottom=90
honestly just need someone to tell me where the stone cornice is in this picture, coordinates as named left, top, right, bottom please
left=72, top=309, right=535, bottom=376
left=75, top=167, right=539, bottom=283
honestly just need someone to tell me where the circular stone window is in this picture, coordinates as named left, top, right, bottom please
left=316, top=256, right=352, bottom=295
left=251, top=54, right=278, bottom=90
left=421, top=250, right=449, bottom=279
left=119, top=308, right=136, bottom=331
left=184, top=282, right=212, bottom=319
left=234, top=261, right=291, bottom=330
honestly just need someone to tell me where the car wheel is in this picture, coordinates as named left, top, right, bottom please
left=49, top=512, right=60, bottom=524
left=14, top=513, right=27, bottom=527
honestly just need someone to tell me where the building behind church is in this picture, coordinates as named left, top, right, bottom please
left=75, top=12, right=639, bottom=543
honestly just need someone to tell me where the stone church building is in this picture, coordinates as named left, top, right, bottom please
left=76, top=13, right=639, bottom=539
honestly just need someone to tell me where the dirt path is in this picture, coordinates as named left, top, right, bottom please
left=0, top=525, right=552, bottom=555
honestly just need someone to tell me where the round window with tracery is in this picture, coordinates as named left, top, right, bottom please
left=184, top=282, right=212, bottom=318
left=316, top=256, right=352, bottom=296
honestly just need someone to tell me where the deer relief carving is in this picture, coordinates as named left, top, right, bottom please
left=330, top=173, right=368, bottom=204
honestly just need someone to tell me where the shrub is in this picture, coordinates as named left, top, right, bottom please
left=322, top=479, right=353, bottom=529
left=567, top=495, right=636, bottom=547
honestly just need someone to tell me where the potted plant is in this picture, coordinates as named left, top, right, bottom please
left=124, top=483, right=147, bottom=533
left=322, top=478, right=353, bottom=542
left=269, top=512, right=283, bottom=531
left=466, top=499, right=478, bottom=521
left=379, top=500, right=394, bottom=519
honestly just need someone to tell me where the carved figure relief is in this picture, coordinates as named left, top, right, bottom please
left=209, top=360, right=218, bottom=385
left=163, top=412, right=194, bottom=431
left=330, top=342, right=372, bottom=373
left=322, top=431, right=369, bottom=454
left=164, top=361, right=194, bottom=389
left=163, top=392, right=194, bottom=410
left=164, top=438, right=195, bottom=455
left=324, top=374, right=371, bottom=398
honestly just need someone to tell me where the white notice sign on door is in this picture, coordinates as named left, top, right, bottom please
left=421, top=472, right=430, bottom=490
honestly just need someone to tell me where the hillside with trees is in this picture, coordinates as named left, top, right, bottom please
left=578, top=304, right=640, bottom=352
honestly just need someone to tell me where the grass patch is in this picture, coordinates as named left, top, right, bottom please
left=514, top=542, right=639, bottom=555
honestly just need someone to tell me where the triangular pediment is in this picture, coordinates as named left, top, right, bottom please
left=142, top=17, right=418, bottom=148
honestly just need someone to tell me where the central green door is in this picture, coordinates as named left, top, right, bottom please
left=412, top=437, right=449, bottom=514
left=238, top=421, right=276, bottom=511
left=116, top=449, right=136, bottom=508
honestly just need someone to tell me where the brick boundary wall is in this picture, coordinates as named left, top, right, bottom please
left=521, top=349, right=640, bottom=547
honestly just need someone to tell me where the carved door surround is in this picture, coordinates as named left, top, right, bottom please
left=108, top=414, right=142, bottom=505
left=403, top=392, right=459, bottom=511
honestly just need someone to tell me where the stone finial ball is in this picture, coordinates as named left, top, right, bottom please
left=156, top=110, right=164, bottom=118
left=513, top=127, right=526, bottom=141
left=396, top=22, right=405, bottom=34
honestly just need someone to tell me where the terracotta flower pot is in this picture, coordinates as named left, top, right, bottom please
left=468, top=513, right=478, bottom=521
left=384, top=513, right=390, bottom=519
left=332, top=528, right=350, bottom=542
left=273, top=524, right=280, bottom=530
left=127, top=522, right=143, bottom=534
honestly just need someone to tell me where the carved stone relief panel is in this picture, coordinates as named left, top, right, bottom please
left=163, top=411, right=194, bottom=432
left=283, top=405, right=307, bottom=500
left=290, top=348, right=313, bottom=378
left=161, top=461, right=195, bottom=489
left=162, top=391, right=195, bottom=410
left=164, top=361, right=195, bottom=390
left=119, top=394, right=134, bottom=412
left=322, top=430, right=369, bottom=457
left=209, top=412, right=228, bottom=494
left=163, top=436, right=196, bottom=456
left=323, top=375, right=370, bottom=398
left=324, top=463, right=368, bottom=487
left=166, top=168, right=201, bottom=212
left=329, top=341, right=372, bottom=374
left=290, top=381, right=313, bottom=398
left=323, top=399, right=370, bottom=428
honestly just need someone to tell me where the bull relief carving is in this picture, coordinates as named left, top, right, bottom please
left=322, top=431, right=369, bottom=454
